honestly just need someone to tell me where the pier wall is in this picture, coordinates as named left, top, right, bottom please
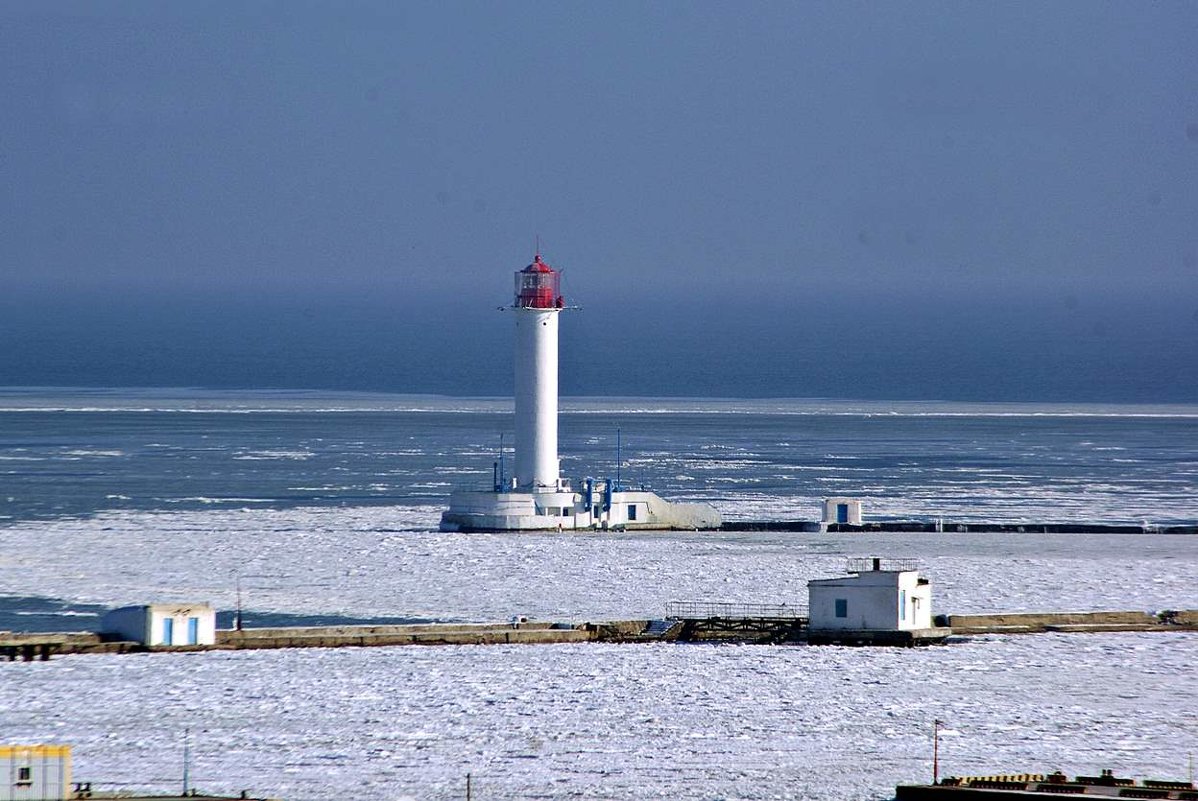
left=5, top=610, right=1196, bottom=660
left=720, top=521, right=1198, bottom=534
left=943, top=610, right=1198, bottom=634
left=217, top=621, right=593, bottom=649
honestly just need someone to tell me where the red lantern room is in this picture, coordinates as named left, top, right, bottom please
left=514, top=254, right=564, bottom=309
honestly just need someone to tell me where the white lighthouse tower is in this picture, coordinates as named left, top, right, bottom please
left=513, top=254, right=565, bottom=491
left=440, top=251, right=722, bottom=533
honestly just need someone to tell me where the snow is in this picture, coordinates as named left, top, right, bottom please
left=2, top=634, right=1195, bottom=800
left=1, top=506, right=1196, bottom=621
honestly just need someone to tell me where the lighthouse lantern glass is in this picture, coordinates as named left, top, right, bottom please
left=514, top=267, right=561, bottom=309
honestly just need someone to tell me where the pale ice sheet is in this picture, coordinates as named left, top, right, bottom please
left=0, top=506, right=1195, bottom=621
left=1, top=634, right=1195, bottom=800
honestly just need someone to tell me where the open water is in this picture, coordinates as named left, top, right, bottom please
left=1, top=388, right=1196, bottom=800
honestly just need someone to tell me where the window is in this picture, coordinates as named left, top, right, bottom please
left=900, top=590, right=907, bottom=621
left=593, top=505, right=600, bottom=517
left=17, top=766, right=32, bottom=783
left=627, top=504, right=638, bottom=521
left=835, top=599, right=848, bottom=618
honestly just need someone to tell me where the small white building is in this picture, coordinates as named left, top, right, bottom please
left=808, top=558, right=932, bottom=633
left=821, top=497, right=863, bottom=526
left=100, top=603, right=216, bottom=646
left=0, top=744, right=71, bottom=801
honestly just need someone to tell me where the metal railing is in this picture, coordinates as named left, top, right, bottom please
left=665, top=601, right=808, bottom=620
left=846, top=556, right=920, bottom=574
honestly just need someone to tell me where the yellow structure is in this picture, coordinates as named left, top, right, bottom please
left=0, top=745, right=71, bottom=801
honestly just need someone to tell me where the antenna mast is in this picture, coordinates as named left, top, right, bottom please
left=616, top=427, right=622, bottom=491
left=499, top=433, right=506, bottom=491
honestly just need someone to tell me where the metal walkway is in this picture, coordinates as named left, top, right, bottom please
left=665, top=601, right=810, bottom=644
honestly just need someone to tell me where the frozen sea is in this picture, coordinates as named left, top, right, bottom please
left=1, top=389, right=1196, bottom=800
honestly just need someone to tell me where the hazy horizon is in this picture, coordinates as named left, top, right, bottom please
left=3, top=3, right=1195, bottom=403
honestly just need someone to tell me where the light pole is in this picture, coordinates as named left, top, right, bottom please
left=933, top=719, right=944, bottom=785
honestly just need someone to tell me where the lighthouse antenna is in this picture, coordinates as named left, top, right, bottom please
left=616, top=427, right=622, bottom=491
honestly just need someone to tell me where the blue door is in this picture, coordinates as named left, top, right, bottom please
left=187, top=617, right=199, bottom=645
left=837, top=503, right=849, bottom=523
left=162, top=618, right=174, bottom=645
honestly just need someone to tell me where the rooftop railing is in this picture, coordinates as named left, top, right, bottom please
left=846, top=557, right=920, bottom=574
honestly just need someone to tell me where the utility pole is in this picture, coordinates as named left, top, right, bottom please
left=933, top=719, right=943, bottom=785
left=182, top=726, right=191, bottom=796
left=235, top=573, right=243, bottom=631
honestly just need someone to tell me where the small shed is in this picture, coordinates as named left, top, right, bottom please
left=0, top=744, right=71, bottom=801
left=100, top=603, right=216, bottom=646
left=808, top=557, right=932, bottom=633
left=822, top=497, right=863, bottom=526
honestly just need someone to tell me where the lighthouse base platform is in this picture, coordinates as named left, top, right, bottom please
left=440, top=485, right=721, bottom=533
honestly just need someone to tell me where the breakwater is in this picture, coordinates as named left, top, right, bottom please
left=3, top=610, right=1196, bottom=661
left=721, top=521, right=1198, bottom=534
left=939, top=609, right=1198, bottom=634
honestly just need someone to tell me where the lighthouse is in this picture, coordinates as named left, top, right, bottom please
left=513, top=254, right=565, bottom=490
left=439, top=250, right=721, bottom=533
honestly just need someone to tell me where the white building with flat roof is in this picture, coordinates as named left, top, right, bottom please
left=821, top=497, right=863, bottom=527
left=100, top=603, right=216, bottom=647
left=808, top=557, right=932, bottom=633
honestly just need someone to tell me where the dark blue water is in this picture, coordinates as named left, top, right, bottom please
left=2, top=288, right=1195, bottom=402
left=0, top=595, right=429, bottom=633
left=1, top=390, right=1194, bottom=526
left=2, top=389, right=1195, bottom=632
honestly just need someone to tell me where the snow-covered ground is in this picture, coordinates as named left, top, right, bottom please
left=1, top=506, right=1196, bottom=621
left=2, top=634, right=1195, bottom=800
left=3, top=503, right=1195, bottom=800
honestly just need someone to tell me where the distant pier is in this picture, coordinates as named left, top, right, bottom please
left=720, top=521, right=1198, bottom=534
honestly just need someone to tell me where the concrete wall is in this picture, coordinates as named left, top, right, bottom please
left=899, top=572, right=933, bottom=630
left=219, top=621, right=597, bottom=648
left=0, top=745, right=71, bottom=801
left=442, top=487, right=721, bottom=531
left=618, top=491, right=722, bottom=530
left=943, top=610, right=1198, bottom=633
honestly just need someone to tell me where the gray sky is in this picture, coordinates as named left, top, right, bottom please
left=2, top=2, right=1196, bottom=400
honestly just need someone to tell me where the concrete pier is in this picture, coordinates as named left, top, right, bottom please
left=721, top=521, right=1198, bottom=534
left=217, top=621, right=593, bottom=649
left=2, top=609, right=1195, bottom=660
left=939, top=609, right=1198, bottom=635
